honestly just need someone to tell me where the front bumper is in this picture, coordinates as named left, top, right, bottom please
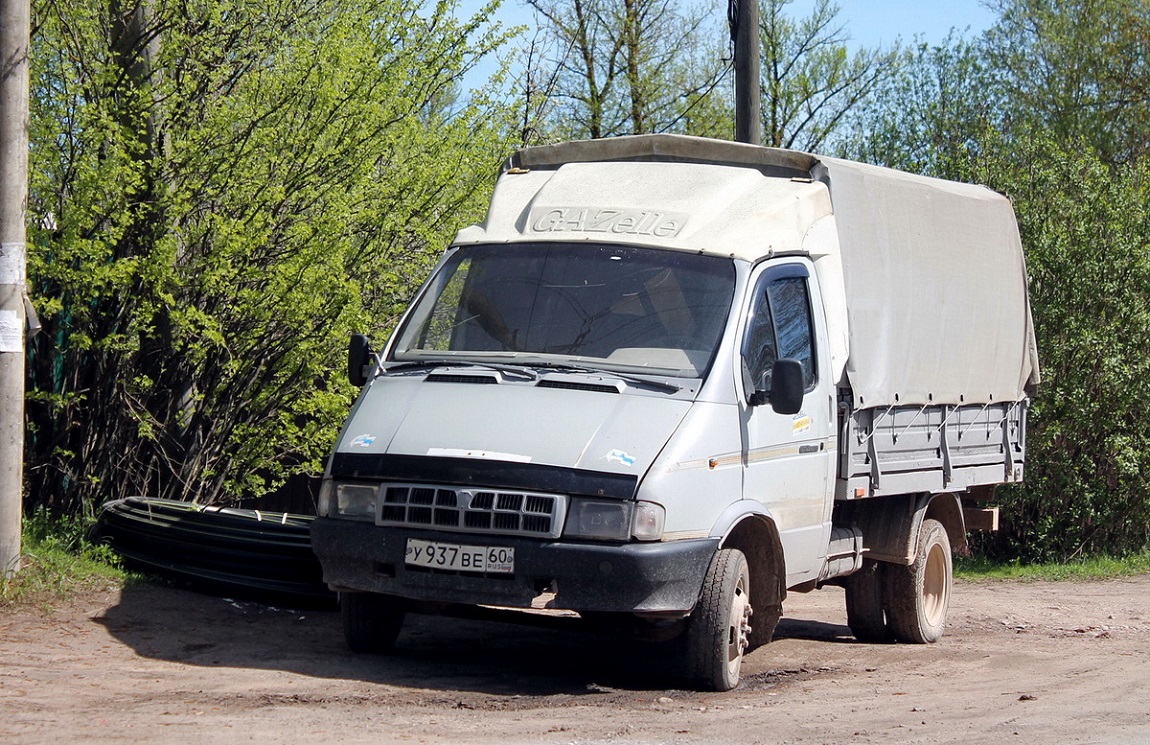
left=311, top=517, right=718, bottom=614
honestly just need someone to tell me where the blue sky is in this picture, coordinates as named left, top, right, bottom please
left=462, top=0, right=998, bottom=89
left=468, top=0, right=998, bottom=50
left=820, top=0, right=997, bottom=48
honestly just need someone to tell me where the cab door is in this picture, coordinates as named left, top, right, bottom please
left=740, top=259, right=836, bottom=587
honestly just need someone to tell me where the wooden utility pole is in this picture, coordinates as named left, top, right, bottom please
left=733, top=0, right=761, bottom=145
left=0, top=0, right=30, bottom=577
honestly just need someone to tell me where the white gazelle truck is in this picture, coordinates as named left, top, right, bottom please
left=311, top=134, right=1040, bottom=690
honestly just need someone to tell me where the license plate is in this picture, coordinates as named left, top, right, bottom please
left=404, top=538, right=515, bottom=574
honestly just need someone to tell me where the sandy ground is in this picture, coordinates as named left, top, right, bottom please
left=3, top=575, right=1150, bottom=744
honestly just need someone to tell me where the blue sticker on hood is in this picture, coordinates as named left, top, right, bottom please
left=349, top=434, right=377, bottom=448
left=606, top=449, right=637, bottom=467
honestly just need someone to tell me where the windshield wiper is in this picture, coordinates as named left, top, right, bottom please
left=528, top=362, right=683, bottom=393
left=382, top=359, right=538, bottom=381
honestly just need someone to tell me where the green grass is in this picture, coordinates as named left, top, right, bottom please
left=0, top=508, right=136, bottom=610
left=956, top=552, right=1150, bottom=581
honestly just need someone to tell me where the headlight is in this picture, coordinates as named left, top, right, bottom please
left=563, top=499, right=666, bottom=541
left=564, top=499, right=633, bottom=540
left=327, top=482, right=378, bottom=521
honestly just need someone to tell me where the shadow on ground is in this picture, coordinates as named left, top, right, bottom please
left=94, top=581, right=857, bottom=697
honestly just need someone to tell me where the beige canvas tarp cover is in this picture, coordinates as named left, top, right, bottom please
left=503, top=134, right=1041, bottom=409
left=812, top=155, right=1040, bottom=409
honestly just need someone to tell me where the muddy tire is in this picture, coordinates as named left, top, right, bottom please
left=341, top=591, right=405, bottom=653
left=748, top=601, right=782, bottom=649
left=885, top=519, right=952, bottom=644
left=687, top=548, right=753, bottom=691
left=844, top=559, right=891, bottom=642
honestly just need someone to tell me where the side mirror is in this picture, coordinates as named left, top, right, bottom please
left=769, top=358, right=805, bottom=415
left=348, top=334, right=372, bottom=387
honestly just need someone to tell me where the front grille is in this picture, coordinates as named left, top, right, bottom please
left=378, top=483, right=566, bottom=538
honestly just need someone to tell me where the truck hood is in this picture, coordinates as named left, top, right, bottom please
left=336, top=373, right=693, bottom=476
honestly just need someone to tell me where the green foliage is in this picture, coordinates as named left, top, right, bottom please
left=985, top=0, right=1150, bottom=165
left=835, top=34, right=1003, bottom=179
left=524, top=0, right=730, bottom=140
left=989, top=137, right=1150, bottom=561
left=0, top=509, right=129, bottom=609
left=26, top=0, right=519, bottom=512
left=760, top=0, right=900, bottom=151
left=22, top=0, right=1150, bottom=565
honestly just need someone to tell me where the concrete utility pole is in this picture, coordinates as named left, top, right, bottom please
left=733, top=0, right=761, bottom=145
left=0, top=0, right=30, bottom=577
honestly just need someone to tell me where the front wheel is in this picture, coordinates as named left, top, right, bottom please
left=341, top=591, right=405, bottom=653
left=884, top=518, right=952, bottom=644
left=686, top=548, right=753, bottom=691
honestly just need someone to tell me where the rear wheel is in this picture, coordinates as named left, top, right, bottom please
left=844, top=559, right=891, bottom=642
left=884, top=519, right=952, bottom=643
left=687, top=548, right=753, bottom=691
left=341, top=591, right=405, bottom=653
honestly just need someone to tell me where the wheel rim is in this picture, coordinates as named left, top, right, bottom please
left=922, top=540, right=949, bottom=628
left=726, top=573, right=752, bottom=677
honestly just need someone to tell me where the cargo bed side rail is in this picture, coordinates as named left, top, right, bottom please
left=836, top=395, right=1027, bottom=499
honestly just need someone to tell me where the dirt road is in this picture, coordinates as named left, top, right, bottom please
left=3, top=575, right=1150, bottom=744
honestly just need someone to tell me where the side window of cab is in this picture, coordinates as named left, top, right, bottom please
left=742, top=269, right=817, bottom=394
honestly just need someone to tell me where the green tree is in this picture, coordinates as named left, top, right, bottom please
left=835, top=34, right=1003, bottom=179
left=524, top=0, right=728, bottom=140
left=759, top=0, right=898, bottom=151
left=988, top=138, right=1150, bottom=561
left=985, top=0, right=1150, bottom=165
left=26, top=0, right=518, bottom=514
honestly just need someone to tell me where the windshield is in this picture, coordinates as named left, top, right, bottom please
left=392, top=243, right=736, bottom=378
